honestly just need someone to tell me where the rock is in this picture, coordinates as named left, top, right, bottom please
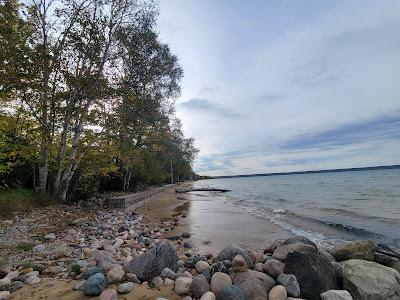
left=152, top=276, right=164, bottom=288
left=99, top=288, right=118, bottom=300
left=7, top=281, right=23, bottom=292
left=269, top=285, right=288, bottom=300
left=391, top=261, right=400, bottom=273
left=343, top=259, right=400, bottom=300
left=0, top=270, right=6, bottom=279
left=83, top=267, right=102, bottom=279
left=277, top=274, right=300, bottom=297
left=44, top=233, right=56, bottom=240
left=124, top=240, right=177, bottom=281
left=202, top=269, right=211, bottom=281
left=265, top=239, right=285, bottom=254
left=192, top=274, right=210, bottom=299
left=181, top=232, right=191, bottom=238
left=284, top=252, right=340, bottom=300
left=107, top=265, right=125, bottom=284
left=0, top=291, right=10, bottom=300
left=160, top=267, right=176, bottom=279
left=332, top=262, right=344, bottom=287
left=320, top=290, right=353, bottom=300
left=72, top=217, right=88, bottom=225
left=232, top=255, right=247, bottom=273
left=374, top=252, right=399, bottom=267
left=174, top=277, right=192, bottom=295
left=73, top=280, right=86, bottom=291
left=210, top=261, right=227, bottom=275
left=210, top=272, right=232, bottom=294
left=118, top=282, right=134, bottom=294
left=26, top=276, right=41, bottom=285
left=319, top=249, right=336, bottom=262
left=199, top=291, right=216, bottom=300
left=231, top=269, right=276, bottom=299
left=282, top=236, right=317, bottom=248
left=164, top=278, right=174, bottom=286
left=218, top=285, right=247, bottom=300
left=32, top=263, right=46, bottom=273
left=34, top=244, right=46, bottom=252
left=332, top=240, right=375, bottom=262
left=255, top=263, right=264, bottom=272
left=0, top=278, right=11, bottom=289
left=47, top=265, right=66, bottom=275
left=196, top=260, right=211, bottom=273
left=216, top=244, right=254, bottom=269
left=5, top=270, right=19, bottom=281
left=263, top=259, right=285, bottom=278
left=273, top=243, right=317, bottom=261
left=84, top=273, right=107, bottom=296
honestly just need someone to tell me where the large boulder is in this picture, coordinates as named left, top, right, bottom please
left=343, top=259, right=400, bottom=300
left=84, top=273, right=107, bottom=296
left=218, top=285, right=247, bottom=300
left=277, top=274, right=300, bottom=297
left=284, top=252, right=340, bottom=300
left=210, top=272, right=232, bottom=294
left=282, top=236, right=317, bottom=248
left=230, top=269, right=275, bottom=300
left=216, top=244, right=254, bottom=269
left=273, top=243, right=317, bottom=261
left=332, top=240, right=375, bottom=262
left=124, top=240, right=177, bottom=281
left=263, top=259, right=285, bottom=278
left=175, top=277, right=192, bottom=295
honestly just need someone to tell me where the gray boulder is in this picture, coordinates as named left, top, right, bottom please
left=284, top=252, right=340, bottom=300
left=321, top=290, right=353, bottom=300
left=230, top=269, right=275, bottom=300
left=192, top=274, right=210, bottom=299
left=343, top=259, right=400, bottom=300
left=124, top=240, right=177, bottom=281
left=273, top=243, right=317, bottom=261
left=263, top=259, right=285, bottom=278
left=282, top=236, right=317, bottom=248
left=332, top=240, right=375, bottom=262
left=277, top=274, right=300, bottom=297
left=218, top=285, right=247, bottom=300
left=216, top=244, right=254, bottom=269
left=84, top=273, right=107, bottom=296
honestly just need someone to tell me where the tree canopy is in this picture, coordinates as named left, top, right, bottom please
left=0, top=0, right=198, bottom=201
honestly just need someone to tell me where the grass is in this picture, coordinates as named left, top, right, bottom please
left=17, top=242, right=34, bottom=252
left=0, top=188, right=55, bottom=216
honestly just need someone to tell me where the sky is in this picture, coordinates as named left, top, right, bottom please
left=158, top=0, right=400, bottom=176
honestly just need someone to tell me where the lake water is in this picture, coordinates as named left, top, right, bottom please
left=193, top=168, right=400, bottom=250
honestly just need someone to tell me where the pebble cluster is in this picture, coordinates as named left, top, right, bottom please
left=1, top=205, right=400, bottom=300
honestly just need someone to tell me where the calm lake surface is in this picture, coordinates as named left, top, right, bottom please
left=193, top=168, right=400, bottom=250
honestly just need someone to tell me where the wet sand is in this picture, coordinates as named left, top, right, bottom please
left=139, top=186, right=293, bottom=254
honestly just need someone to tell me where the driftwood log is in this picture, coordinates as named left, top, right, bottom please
left=176, top=188, right=230, bottom=193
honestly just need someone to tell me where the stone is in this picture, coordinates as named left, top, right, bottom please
left=99, top=288, right=117, bottom=300
left=282, top=236, right=317, bottom=248
left=72, top=217, right=88, bottom=225
left=319, top=249, right=336, bottom=262
left=26, top=276, right=41, bottom=285
left=374, top=252, right=399, bottom=266
left=83, top=267, right=102, bottom=279
left=263, top=259, right=285, bottom=278
left=124, top=240, right=177, bottom=281
left=320, top=290, right=353, bottom=300
left=210, top=261, right=227, bottom=275
left=196, top=260, right=211, bottom=273
left=265, top=239, right=285, bottom=254
left=255, top=263, right=264, bottom=272
left=0, top=291, right=10, bottom=300
left=152, top=276, right=164, bottom=288
left=0, top=278, right=11, bottom=289
left=269, top=285, right=288, bottom=300
left=343, top=259, right=400, bottom=300
left=34, top=244, right=46, bottom=252
left=216, top=244, right=254, bottom=269
left=218, top=285, right=247, bottom=300
left=7, top=281, right=23, bottom=292
left=73, top=280, right=86, bottom=291
left=199, top=291, right=216, bottom=300
left=174, top=277, right=192, bottom=295
left=192, top=274, right=210, bottom=299
left=284, top=252, right=340, bottom=300
left=231, top=269, right=276, bottom=299
left=84, top=273, right=107, bottom=296
left=0, top=270, right=7, bottom=279
left=332, top=240, right=375, bottom=262
left=118, top=282, right=134, bottom=294
left=161, top=267, right=176, bottom=279
left=232, top=255, right=247, bottom=273
left=277, top=274, right=300, bottom=297
left=164, top=278, right=174, bottom=286
left=181, top=232, right=191, bottom=238
left=44, top=233, right=56, bottom=240
left=210, top=272, right=232, bottom=294
left=106, top=265, right=125, bottom=284
left=273, top=243, right=317, bottom=261
left=5, top=270, right=19, bottom=281
left=32, top=263, right=46, bottom=273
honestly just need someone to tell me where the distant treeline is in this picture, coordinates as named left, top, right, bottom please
left=205, top=165, right=400, bottom=179
left=0, top=0, right=198, bottom=202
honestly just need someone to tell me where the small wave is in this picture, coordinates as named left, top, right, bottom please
left=272, top=208, right=286, bottom=214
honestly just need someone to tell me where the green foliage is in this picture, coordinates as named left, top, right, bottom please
left=17, top=242, right=34, bottom=252
left=0, top=188, right=54, bottom=215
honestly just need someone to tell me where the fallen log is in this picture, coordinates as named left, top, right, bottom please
left=176, top=188, right=230, bottom=193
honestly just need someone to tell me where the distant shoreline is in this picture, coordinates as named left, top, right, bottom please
left=205, top=164, right=400, bottom=179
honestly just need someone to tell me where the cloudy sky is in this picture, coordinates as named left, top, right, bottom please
left=158, top=0, right=400, bottom=176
